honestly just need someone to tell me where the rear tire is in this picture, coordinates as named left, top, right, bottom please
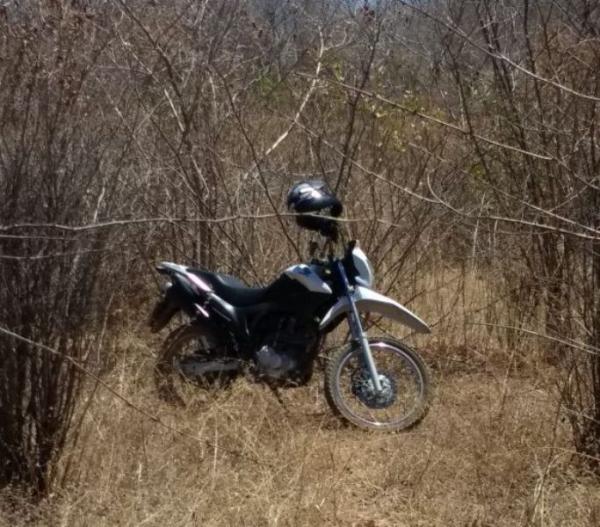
left=154, top=324, right=235, bottom=406
left=324, top=337, right=430, bottom=431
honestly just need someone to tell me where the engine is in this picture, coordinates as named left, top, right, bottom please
left=252, top=314, right=320, bottom=385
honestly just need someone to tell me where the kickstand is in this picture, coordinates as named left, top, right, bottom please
left=268, top=384, right=290, bottom=416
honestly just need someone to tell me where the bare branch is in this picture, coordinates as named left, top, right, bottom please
left=298, top=73, right=554, bottom=161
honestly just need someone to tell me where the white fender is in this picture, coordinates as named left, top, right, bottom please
left=319, top=286, right=431, bottom=334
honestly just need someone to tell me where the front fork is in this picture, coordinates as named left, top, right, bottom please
left=336, top=262, right=383, bottom=392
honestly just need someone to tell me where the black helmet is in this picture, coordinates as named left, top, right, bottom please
left=286, top=179, right=343, bottom=238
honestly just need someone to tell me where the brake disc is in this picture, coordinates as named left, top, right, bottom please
left=351, top=369, right=397, bottom=409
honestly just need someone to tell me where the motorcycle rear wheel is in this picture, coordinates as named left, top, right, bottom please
left=154, top=324, right=236, bottom=406
left=324, top=337, right=430, bottom=431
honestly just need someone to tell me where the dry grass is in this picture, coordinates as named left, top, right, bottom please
left=1, top=329, right=599, bottom=527
left=3, top=269, right=600, bottom=526
left=0, top=270, right=597, bottom=527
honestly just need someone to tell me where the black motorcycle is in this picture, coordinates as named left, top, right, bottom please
left=149, top=180, right=431, bottom=431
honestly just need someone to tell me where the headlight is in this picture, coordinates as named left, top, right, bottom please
left=352, top=246, right=374, bottom=287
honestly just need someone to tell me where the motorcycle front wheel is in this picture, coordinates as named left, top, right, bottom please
left=324, top=337, right=430, bottom=431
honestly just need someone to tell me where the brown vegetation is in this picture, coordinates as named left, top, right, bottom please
left=1, top=325, right=599, bottom=526
left=2, top=0, right=600, bottom=524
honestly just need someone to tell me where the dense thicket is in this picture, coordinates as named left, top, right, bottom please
left=1, top=0, right=599, bottom=495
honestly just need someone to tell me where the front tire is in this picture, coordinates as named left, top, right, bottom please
left=324, top=338, right=430, bottom=431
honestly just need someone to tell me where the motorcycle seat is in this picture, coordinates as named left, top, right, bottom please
left=190, top=269, right=268, bottom=307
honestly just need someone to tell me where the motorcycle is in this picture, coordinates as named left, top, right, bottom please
left=149, top=181, right=431, bottom=431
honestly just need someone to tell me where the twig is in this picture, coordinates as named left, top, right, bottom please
left=297, top=72, right=554, bottom=161
left=0, top=325, right=261, bottom=465
left=468, top=322, right=600, bottom=357
left=398, top=0, right=600, bottom=104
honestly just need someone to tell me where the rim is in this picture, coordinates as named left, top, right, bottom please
left=334, top=342, right=425, bottom=429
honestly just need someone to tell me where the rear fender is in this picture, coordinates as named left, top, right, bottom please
left=319, top=286, right=430, bottom=334
left=149, top=278, right=193, bottom=333
left=149, top=294, right=179, bottom=333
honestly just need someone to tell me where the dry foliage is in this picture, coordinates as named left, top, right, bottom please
left=2, top=330, right=599, bottom=527
left=2, top=0, right=600, bottom=524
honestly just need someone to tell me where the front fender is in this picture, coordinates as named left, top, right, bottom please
left=319, top=286, right=430, bottom=334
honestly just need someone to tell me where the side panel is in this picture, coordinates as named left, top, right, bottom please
left=284, top=264, right=332, bottom=294
left=319, top=286, right=431, bottom=334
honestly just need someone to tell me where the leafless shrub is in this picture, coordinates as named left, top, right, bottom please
left=0, top=4, right=134, bottom=494
left=7, top=0, right=584, bottom=505
left=394, top=0, right=600, bottom=464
